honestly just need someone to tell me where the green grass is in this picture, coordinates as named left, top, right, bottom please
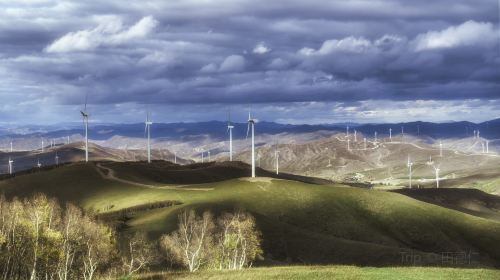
left=2, top=162, right=500, bottom=267
left=137, top=265, right=500, bottom=280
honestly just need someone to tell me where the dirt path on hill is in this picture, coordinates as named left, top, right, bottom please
left=94, top=163, right=213, bottom=191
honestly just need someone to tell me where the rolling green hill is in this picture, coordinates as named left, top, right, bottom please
left=1, top=162, right=500, bottom=267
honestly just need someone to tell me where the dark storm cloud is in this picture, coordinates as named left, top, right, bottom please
left=0, top=0, right=499, bottom=124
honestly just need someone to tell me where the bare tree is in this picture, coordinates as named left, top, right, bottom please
left=160, top=210, right=215, bottom=272
left=122, top=232, right=158, bottom=276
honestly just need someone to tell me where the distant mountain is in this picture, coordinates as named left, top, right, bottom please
left=1, top=119, right=499, bottom=141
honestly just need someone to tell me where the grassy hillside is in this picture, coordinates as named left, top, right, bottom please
left=1, top=162, right=500, bottom=267
left=138, top=265, right=500, bottom=280
left=393, top=188, right=500, bottom=222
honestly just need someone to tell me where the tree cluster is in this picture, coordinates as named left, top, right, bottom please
left=0, top=194, right=115, bottom=280
left=160, top=209, right=262, bottom=272
left=0, top=194, right=263, bottom=279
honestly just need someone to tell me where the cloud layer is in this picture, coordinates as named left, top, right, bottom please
left=0, top=0, right=499, bottom=124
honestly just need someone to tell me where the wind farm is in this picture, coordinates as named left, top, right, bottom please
left=1, top=0, right=499, bottom=279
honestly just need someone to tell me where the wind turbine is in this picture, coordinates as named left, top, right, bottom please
left=55, top=152, right=59, bottom=165
left=10, top=141, right=13, bottom=152
left=247, top=111, right=256, bottom=178
left=227, top=109, right=234, bottom=161
left=374, top=131, right=378, bottom=143
left=346, top=126, right=349, bottom=139
left=174, top=151, right=177, bottom=164
left=486, top=140, right=489, bottom=153
left=80, top=94, right=89, bottom=163
left=37, top=159, right=42, bottom=169
left=347, top=138, right=351, bottom=151
left=354, top=130, right=357, bottom=142
left=145, top=111, right=153, bottom=163
left=41, top=138, right=44, bottom=153
left=407, top=155, right=413, bottom=189
left=66, top=136, right=70, bottom=145
left=433, top=165, right=441, bottom=188
left=275, top=144, right=280, bottom=175
left=8, top=157, right=13, bottom=175
left=439, top=141, right=443, bottom=157
left=401, top=126, right=405, bottom=142
left=389, top=128, right=392, bottom=142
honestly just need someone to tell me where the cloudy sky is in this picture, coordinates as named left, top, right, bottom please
left=0, top=0, right=499, bottom=125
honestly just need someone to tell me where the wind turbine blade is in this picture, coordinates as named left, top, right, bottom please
left=84, top=93, right=88, bottom=112
left=246, top=123, right=250, bottom=139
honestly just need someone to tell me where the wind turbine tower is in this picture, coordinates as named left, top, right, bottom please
left=227, top=109, right=234, bottom=161
left=247, top=111, right=256, bottom=178
left=174, top=152, right=177, bottom=164
left=10, top=142, right=13, bottom=152
left=354, top=130, right=357, bottom=142
left=41, top=139, right=44, bottom=153
left=275, top=149, right=280, bottom=175
left=145, top=111, right=153, bottom=163
left=80, top=95, right=89, bottom=163
left=55, top=152, right=59, bottom=165
left=8, top=157, right=13, bottom=175
left=407, top=155, right=413, bottom=188
left=434, top=166, right=440, bottom=188
left=347, top=138, right=351, bottom=151
left=486, top=140, right=489, bottom=153
left=389, top=128, right=392, bottom=142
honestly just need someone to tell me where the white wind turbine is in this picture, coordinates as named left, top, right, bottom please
left=354, top=130, right=357, bottom=142
left=374, top=131, right=378, bottom=143
left=37, top=158, right=42, bottom=168
left=227, top=109, right=234, bottom=161
left=247, top=111, right=257, bottom=178
left=145, top=111, right=153, bottom=163
left=407, top=155, right=413, bottom=188
left=55, top=152, right=59, bottom=165
left=80, top=94, right=89, bottom=162
left=41, top=138, right=44, bottom=153
left=401, top=126, right=405, bottom=142
left=433, top=164, right=441, bottom=188
left=275, top=142, right=280, bottom=175
left=486, top=140, right=489, bottom=153
left=439, top=141, right=443, bottom=157
left=174, top=151, right=177, bottom=164
left=10, top=141, right=13, bottom=152
left=8, top=157, right=13, bottom=175
left=389, top=128, right=392, bottom=142
left=347, top=138, right=351, bottom=151
left=346, top=126, right=349, bottom=139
